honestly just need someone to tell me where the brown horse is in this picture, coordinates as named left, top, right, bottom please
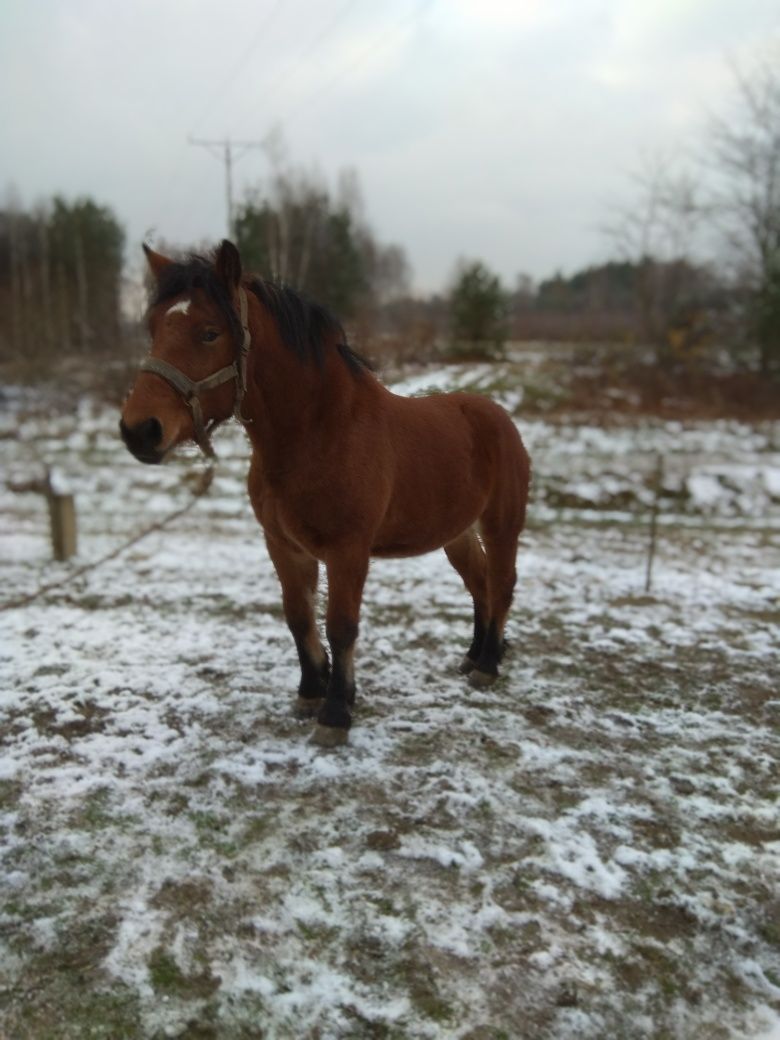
left=120, top=241, right=531, bottom=746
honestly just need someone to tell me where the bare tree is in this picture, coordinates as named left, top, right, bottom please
left=605, top=152, right=712, bottom=360
left=607, top=152, right=700, bottom=264
left=708, top=49, right=780, bottom=374
left=235, top=158, right=409, bottom=321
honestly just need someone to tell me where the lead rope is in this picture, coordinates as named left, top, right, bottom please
left=2, top=286, right=253, bottom=612
left=0, top=463, right=215, bottom=613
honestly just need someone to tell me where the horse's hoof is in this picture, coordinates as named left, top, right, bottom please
left=295, top=697, right=324, bottom=719
left=310, top=724, right=349, bottom=748
left=468, top=668, right=497, bottom=689
left=459, top=655, right=477, bottom=675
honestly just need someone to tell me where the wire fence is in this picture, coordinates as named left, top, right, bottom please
left=2, top=392, right=778, bottom=613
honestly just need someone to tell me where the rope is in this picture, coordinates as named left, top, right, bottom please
left=0, top=464, right=215, bottom=614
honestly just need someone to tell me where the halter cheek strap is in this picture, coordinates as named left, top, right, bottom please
left=139, top=286, right=252, bottom=459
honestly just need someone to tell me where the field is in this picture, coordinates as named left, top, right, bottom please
left=1, top=356, right=779, bottom=1039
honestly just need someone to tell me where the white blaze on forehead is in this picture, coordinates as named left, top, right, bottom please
left=166, top=298, right=191, bottom=317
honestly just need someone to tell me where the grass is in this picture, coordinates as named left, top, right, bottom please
left=2, top=375, right=779, bottom=1039
left=148, top=947, right=221, bottom=1000
left=1, top=914, right=142, bottom=1040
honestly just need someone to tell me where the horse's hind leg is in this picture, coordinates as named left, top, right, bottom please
left=444, top=527, right=488, bottom=674
left=265, top=534, right=329, bottom=718
left=468, top=523, right=519, bottom=689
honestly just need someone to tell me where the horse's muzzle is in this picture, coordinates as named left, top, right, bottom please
left=119, top=417, right=164, bottom=464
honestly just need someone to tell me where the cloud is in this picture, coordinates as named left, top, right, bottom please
left=2, top=0, right=779, bottom=290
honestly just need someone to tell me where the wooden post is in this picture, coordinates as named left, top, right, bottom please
left=44, top=469, right=77, bottom=562
left=47, top=492, right=77, bottom=562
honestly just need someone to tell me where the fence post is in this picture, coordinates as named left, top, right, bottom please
left=644, top=454, right=663, bottom=594
left=45, top=470, right=77, bottom=562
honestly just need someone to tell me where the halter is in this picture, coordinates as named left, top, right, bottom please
left=139, top=286, right=252, bottom=459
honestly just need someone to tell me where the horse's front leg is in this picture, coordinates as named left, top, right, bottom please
left=312, top=550, right=369, bottom=747
left=264, top=533, right=330, bottom=718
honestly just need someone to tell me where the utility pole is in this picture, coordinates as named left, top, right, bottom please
left=188, top=136, right=267, bottom=239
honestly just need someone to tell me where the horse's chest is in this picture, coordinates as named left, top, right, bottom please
left=255, top=484, right=364, bottom=558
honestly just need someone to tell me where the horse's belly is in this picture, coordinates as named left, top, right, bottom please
left=370, top=489, right=483, bottom=558
left=370, top=536, right=462, bottom=558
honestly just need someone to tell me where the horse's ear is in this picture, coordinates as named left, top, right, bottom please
left=143, top=243, right=173, bottom=281
left=215, top=239, right=243, bottom=290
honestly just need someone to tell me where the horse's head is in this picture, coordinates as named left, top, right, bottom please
left=120, top=240, right=248, bottom=463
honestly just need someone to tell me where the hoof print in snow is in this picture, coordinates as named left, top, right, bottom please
left=310, top=724, right=349, bottom=748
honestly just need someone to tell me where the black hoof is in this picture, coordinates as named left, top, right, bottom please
left=317, top=699, right=352, bottom=732
left=459, top=655, right=478, bottom=675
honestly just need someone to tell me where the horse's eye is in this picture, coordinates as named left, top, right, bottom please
left=202, top=329, right=220, bottom=344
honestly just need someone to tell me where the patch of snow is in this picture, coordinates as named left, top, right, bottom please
left=687, top=472, right=727, bottom=509
left=1, top=381, right=778, bottom=1038
left=764, top=466, right=780, bottom=500
left=398, top=836, right=485, bottom=872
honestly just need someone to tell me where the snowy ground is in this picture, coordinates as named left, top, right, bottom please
left=1, top=368, right=779, bottom=1039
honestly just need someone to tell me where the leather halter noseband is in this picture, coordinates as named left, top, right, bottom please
left=139, top=286, right=252, bottom=459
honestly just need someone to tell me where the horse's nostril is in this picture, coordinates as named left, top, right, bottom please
left=138, top=417, right=163, bottom=448
left=120, top=417, right=163, bottom=457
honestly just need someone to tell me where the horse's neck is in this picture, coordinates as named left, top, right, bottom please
left=242, top=324, right=360, bottom=476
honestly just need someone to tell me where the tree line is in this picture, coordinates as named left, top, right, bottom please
left=0, top=196, right=124, bottom=360
left=233, top=165, right=409, bottom=321
left=1, top=50, right=778, bottom=377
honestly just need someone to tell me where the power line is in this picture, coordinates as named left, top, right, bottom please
left=183, top=0, right=360, bottom=235
left=227, top=0, right=360, bottom=136
left=277, top=0, right=430, bottom=130
left=151, top=0, right=287, bottom=240
left=190, top=0, right=288, bottom=137
left=164, top=1, right=429, bottom=246
left=188, top=136, right=268, bottom=239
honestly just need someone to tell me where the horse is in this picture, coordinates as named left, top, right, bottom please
left=120, top=240, right=531, bottom=746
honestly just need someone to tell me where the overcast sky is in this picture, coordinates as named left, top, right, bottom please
left=2, top=0, right=779, bottom=293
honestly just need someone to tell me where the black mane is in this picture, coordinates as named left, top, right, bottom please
left=150, top=252, right=370, bottom=375
left=248, top=278, right=370, bottom=375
